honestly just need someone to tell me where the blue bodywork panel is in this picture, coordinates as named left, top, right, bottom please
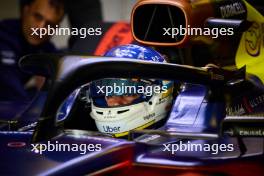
left=0, top=130, right=133, bottom=175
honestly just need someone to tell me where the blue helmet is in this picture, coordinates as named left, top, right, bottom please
left=104, top=44, right=166, bottom=63
left=90, top=44, right=169, bottom=106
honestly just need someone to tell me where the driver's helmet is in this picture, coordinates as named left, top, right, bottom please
left=89, top=44, right=174, bottom=137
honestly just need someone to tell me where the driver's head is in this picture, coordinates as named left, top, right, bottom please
left=90, top=44, right=174, bottom=137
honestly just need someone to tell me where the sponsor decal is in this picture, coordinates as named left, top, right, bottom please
left=219, top=1, right=246, bottom=18
left=213, top=0, right=247, bottom=19
left=103, top=125, right=121, bottom=133
left=226, top=94, right=264, bottom=115
left=245, top=22, right=262, bottom=56
left=104, top=110, right=115, bottom=119
left=239, top=129, right=264, bottom=136
left=156, top=98, right=166, bottom=105
left=138, top=135, right=160, bottom=143
left=143, top=113, right=155, bottom=120
left=226, top=102, right=245, bottom=115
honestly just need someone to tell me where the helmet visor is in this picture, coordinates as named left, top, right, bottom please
left=90, top=78, right=155, bottom=107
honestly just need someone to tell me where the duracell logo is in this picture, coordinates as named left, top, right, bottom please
left=219, top=2, right=246, bottom=18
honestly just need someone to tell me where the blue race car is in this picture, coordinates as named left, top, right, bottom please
left=0, top=54, right=263, bottom=176
left=1, top=0, right=264, bottom=175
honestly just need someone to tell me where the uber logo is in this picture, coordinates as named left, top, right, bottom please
left=103, top=126, right=121, bottom=133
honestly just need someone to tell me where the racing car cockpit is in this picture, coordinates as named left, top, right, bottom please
left=2, top=45, right=260, bottom=175
left=1, top=0, right=264, bottom=175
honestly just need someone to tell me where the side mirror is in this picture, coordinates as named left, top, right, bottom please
left=131, top=0, right=248, bottom=47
